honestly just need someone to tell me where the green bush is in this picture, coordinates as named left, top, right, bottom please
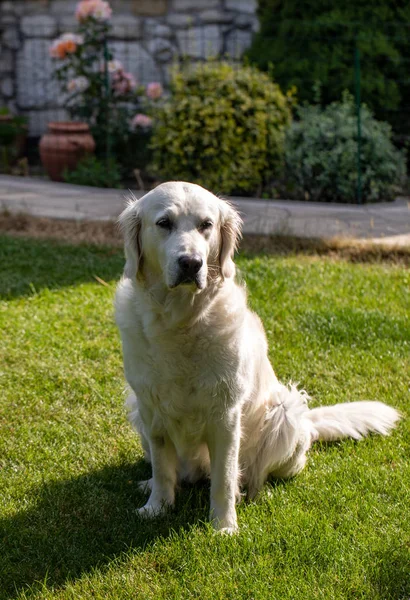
left=247, top=0, right=410, bottom=134
left=285, top=93, right=406, bottom=203
left=115, top=128, right=153, bottom=178
left=150, top=61, right=292, bottom=195
left=63, top=155, right=122, bottom=188
left=0, top=108, right=28, bottom=172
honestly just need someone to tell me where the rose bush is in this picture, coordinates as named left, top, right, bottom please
left=50, top=0, right=162, bottom=178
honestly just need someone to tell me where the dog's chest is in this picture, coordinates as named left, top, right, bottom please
left=130, top=318, right=242, bottom=418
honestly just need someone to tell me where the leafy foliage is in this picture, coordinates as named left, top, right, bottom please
left=0, top=109, right=27, bottom=172
left=247, top=0, right=410, bottom=133
left=150, top=61, right=293, bottom=195
left=50, top=3, right=161, bottom=177
left=284, top=93, right=406, bottom=203
left=63, top=155, right=122, bottom=188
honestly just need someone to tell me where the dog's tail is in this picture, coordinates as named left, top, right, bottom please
left=307, top=401, right=401, bottom=443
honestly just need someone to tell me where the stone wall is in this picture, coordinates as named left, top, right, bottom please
left=0, top=0, right=258, bottom=136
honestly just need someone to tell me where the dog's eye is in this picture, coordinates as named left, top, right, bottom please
left=199, top=220, right=213, bottom=232
left=156, top=217, right=173, bottom=231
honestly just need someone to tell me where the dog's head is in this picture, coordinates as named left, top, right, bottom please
left=119, top=182, right=242, bottom=291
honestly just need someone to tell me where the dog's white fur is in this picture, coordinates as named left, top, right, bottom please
left=115, top=181, right=401, bottom=533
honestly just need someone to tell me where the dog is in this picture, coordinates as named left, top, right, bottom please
left=115, top=181, right=401, bottom=533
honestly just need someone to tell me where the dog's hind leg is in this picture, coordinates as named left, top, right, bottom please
left=245, top=384, right=311, bottom=498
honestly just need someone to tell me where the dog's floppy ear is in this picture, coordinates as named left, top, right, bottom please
left=118, top=194, right=143, bottom=279
left=219, top=201, right=242, bottom=279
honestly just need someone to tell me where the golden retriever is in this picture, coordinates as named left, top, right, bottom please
left=115, top=181, right=400, bottom=533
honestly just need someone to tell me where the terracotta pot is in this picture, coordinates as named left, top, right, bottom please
left=39, top=121, right=95, bottom=182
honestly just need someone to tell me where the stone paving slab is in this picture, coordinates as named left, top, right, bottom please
left=1, top=175, right=410, bottom=245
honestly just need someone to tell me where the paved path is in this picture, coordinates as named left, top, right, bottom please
left=1, top=175, right=410, bottom=245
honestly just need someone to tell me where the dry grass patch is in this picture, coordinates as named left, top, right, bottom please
left=1, top=211, right=409, bottom=265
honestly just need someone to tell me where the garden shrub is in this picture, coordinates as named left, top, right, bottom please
left=247, top=0, right=410, bottom=135
left=63, top=155, right=122, bottom=188
left=285, top=93, right=406, bottom=203
left=0, top=108, right=27, bottom=172
left=150, top=61, right=293, bottom=195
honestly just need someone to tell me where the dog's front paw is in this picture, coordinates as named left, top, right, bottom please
left=137, top=503, right=164, bottom=519
left=216, top=525, right=239, bottom=535
left=137, top=495, right=173, bottom=518
left=210, top=509, right=238, bottom=534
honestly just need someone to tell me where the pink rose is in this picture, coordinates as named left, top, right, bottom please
left=67, top=76, right=90, bottom=93
left=112, top=71, right=137, bottom=96
left=131, top=113, right=153, bottom=129
left=146, top=82, right=163, bottom=100
left=75, top=0, right=112, bottom=23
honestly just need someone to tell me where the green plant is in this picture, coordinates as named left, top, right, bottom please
left=285, top=93, right=406, bottom=203
left=247, top=0, right=410, bottom=134
left=0, top=110, right=28, bottom=172
left=50, top=0, right=162, bottom=176
left=63, top=155, right=122, bottom=188
left=150, top=61, right=293, bottom=195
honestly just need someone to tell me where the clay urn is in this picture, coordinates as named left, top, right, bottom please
left=39, top=121, right=95, bottom=182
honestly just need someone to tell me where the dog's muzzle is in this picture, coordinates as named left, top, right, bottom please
left=172, top=254, right=204, bottom=288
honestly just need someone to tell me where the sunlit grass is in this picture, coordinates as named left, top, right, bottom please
left=1, top=235, right=408, bottom=600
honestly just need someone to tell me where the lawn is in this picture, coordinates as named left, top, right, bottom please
left=0, top=234, right=409, bottom=600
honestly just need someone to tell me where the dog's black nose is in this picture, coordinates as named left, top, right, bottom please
left=178, top=254, right=203, bottom=275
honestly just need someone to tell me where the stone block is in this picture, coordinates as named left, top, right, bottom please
left=166, top=13, right=195, bottom=29
left=57, top=15, right=77, bottom=33
left=0, top=13, right=18, bottom=26
left=131, top=0, right=168, bottom=16
left=110, top=0, right=134, bottom=13
left=1, top=2, right=16, bottom=14
left=252, top=17, right=260, bottom=33
left=225, top=28, right=252, bottom=59
left=17, top=39, right=60, bottom=109
left=3, top=100, right=17, bottom=114
left=25, top=107, right=69, bottom=136
left=0, top=48, right=13, bottom=72
left=176, top=25, right=222, bottom=58
left=173, top=0, right=220, bottom=10
left=152, top=24, right=173, bottom=39
left=226, top=0, right=257, bottom=13
left=199, top=10, right=234, bottom=24
left=49, top=1, right=78, bottom=15
left=234, top=13, right=254, bottom=28
left=110, top=41, right=163, bottom=84
left=21, top=15, right=58, bottom=38
left=15, top=1, right=51, bottom=15
left=0, top=76, right=14, bottom=98
left=148, top=38, right=176, bottom=63
left=161, top=62, right=174, bottom=86
left=111, top=15, right=142, bottom=39
left=2, top=28, right=21, bottom=50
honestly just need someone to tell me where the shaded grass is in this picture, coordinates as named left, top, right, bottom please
left=0, top=233, right=409, bottom=600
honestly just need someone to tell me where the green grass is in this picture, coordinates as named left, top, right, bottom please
left=0, top=234, right=409, bottom=600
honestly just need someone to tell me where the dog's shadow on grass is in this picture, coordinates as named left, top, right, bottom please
left=0, top=235, right=125, bottom=300
left=1, top=460, right=210, bottom=599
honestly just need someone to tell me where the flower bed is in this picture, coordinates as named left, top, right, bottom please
left=49, top=0, right=163, bottom=183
